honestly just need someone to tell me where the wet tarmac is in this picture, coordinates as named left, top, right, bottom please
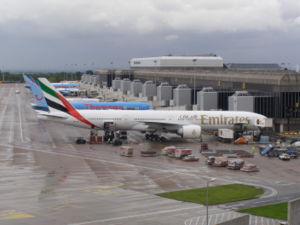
left=0, top=84, right=297, bottom=224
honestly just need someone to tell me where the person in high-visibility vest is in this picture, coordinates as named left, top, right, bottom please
left=251, top=146, right=256, bottom=154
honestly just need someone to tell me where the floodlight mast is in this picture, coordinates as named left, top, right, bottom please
left=202, top=176, right=216, bottom=225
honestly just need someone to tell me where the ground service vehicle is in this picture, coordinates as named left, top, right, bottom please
left=207, top=156, right=228, bottom=167
left=227, top=159, right=245, bottom=170
left=218, top=128, right=234, bottom=143
left=182, top=155, right=199, bottom=162
left=119, top=146, right=133, bottom=157
left=116, top=131, right=128, bottom=139
left=279, top=153, right=291, bottom=160
left=241, top=163, right=259, bottom=172
left=175, top=148, right=192, bottom=159
left=287, top=149, right=298, bottom=158
left=76, top=137, right=86, bottom=144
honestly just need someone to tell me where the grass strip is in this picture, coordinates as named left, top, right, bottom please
left=239, top=202, right=288, bottom=220
left=157, top=184, right=263, bottom=205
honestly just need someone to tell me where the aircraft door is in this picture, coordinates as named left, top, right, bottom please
left=103, top=121, right=115, bottom=131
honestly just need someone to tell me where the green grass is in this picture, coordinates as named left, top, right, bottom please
left=239, top=202, right=288, bottom=220
left=157, top=184, right=263, bottom=205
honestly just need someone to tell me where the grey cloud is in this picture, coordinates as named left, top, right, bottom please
left=0, top=0, right=300, bottom=71
left=0, top=0, right=297, bottom=36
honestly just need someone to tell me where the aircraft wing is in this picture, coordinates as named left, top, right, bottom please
left=136, top=120, right=202, bottom=139
left=140, top=120, right=184, bottom=131
left=36, top=111, right=69, bottom=119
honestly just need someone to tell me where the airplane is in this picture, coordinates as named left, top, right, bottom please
left=71, top=102, right=151, bottom=110
left=24, top=74, right=96, bottom=105
left=36, top=77, right=268, bottom=141
left=67, top=98, right=100, bottom=102
left=23, top=75, right=151, bottom=111
left=23, top=77, right=78, bottom=90
left=52, top=83, right=79, bottom=88
left=56, top=88, right=79, bottom=96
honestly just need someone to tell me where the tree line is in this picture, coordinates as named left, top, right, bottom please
left=0, top=71, right=86, bottom=83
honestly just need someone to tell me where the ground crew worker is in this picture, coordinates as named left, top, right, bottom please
left=251, top=146, right=256, bottom=154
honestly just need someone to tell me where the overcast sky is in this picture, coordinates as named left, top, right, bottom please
left=0, top=0, right=300, bottom=72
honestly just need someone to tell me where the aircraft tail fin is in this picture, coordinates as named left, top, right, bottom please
left=23, top=74, right=49, bottom=112
left=37, top=78, right=96, bottom=127
left=23, top=74, right=33, bottom=89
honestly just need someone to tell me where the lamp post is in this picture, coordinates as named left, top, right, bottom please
left=192, top=59, right=197, bottom=105
left=153, top=60, right=157, bottom=85
left=203, top=176, right=216, bottom=225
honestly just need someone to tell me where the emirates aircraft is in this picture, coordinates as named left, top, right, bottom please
left=36, top=78, right=268, bottom=141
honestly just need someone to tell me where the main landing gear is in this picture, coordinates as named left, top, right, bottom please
left=145, top=133, right=167, bottom=142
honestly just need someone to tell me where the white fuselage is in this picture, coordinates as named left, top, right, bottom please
left=37, top=109, right=267, bottom=133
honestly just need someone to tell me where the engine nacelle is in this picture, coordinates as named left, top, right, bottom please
left=178, top=125, right=202, bottom=139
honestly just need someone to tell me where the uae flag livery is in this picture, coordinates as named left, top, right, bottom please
left=38, top=78, right=97, bottom=127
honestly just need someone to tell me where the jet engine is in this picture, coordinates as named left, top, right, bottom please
left=178, top=125, right=202, bottom=139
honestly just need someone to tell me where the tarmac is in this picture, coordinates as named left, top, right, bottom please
left=0, top=83, right=297, bottom=224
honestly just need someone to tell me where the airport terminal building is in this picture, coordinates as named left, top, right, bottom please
left=82, top=55, right=300, bottom=132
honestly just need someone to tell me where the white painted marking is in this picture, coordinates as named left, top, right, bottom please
left=183, top=214, right=280, bottom=225
left=255, top=216, right=258, bottom=225
left=17, top=95, right=24, bottom=142
left=220, top=212, right=225, bottom=223
left=0, top=105, right=8, bottom=132
left=67, top=205, right=203, bottom=225
left=184, top=219, right=191, bottom=225
left=208, top=215, right=212, bottom=225
left=8, top=104, right=15, bottom=144
left=210, top=214, right=217, bottom=225
left=2, top=89, right=16, bottom=145
left=224, top=211, right=230, bottom=221
left=186, top=218, right=193, bottom=225
left=194, top=216, right=200, bottom=225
